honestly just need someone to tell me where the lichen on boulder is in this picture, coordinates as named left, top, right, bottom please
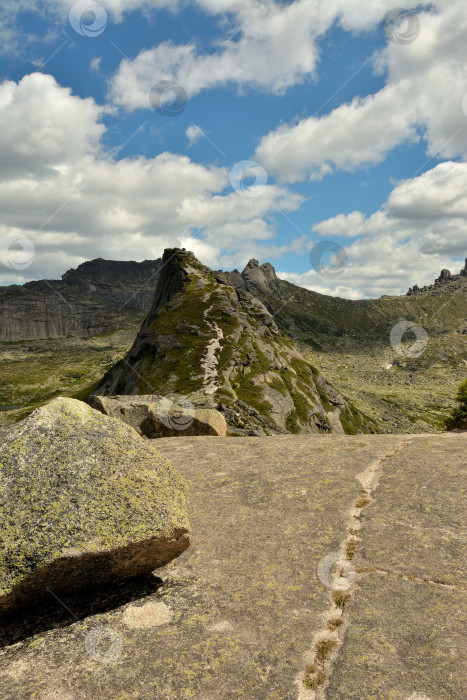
left=0, top=397, right=190, bottom=615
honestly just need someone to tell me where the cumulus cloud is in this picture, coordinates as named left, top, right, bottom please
left=0, top=73, right=303, bottom=285
left=256, top=2, right=467, bottom=182
left=109, top=0, right=425, bottom=109
left=284, top=161, right=467, bottom=299
left=0, top=73, right=106, bottom=181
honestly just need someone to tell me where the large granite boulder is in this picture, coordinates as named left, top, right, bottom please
left=0, top=398, right=190, bottom=615
left=88, top=394, right=227, bottom=437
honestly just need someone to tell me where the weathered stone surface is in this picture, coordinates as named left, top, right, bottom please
left=325, top=575, right=467, bottom=699
left=0, top=435, right=398, bottom=698
left=88, top=394, right=160, bottom=436
left=149, top=403, right=227, bottom=437
left=0, top=433, right=465, bottom=700
left=355, top=433, right=467, bottom=585
left=88, top=394, right=227, bottom=437
left=0, top=398, right=190, bottom=615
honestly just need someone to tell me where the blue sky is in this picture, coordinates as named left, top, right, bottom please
left=0, top=0, right=466, bottom=298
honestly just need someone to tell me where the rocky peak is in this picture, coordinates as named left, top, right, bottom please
left=436, top=268, right=452, bottom=284
left=407, top=258, right=467, bottom=295
left=146, top=248, right=195, bottom=313
left=94, top=248, right=373, bottom=436
left=217, top=258, right=283, bottom=298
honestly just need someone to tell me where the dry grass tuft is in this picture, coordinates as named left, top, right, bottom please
left=327, top=617, right=343, bottom=630
left=304, top=668, right=326, bottom=690
left=355, top=490, right=371, bottom=508
left=315, top=638, right=338, bottom=660
left=346, top=537, right=361, bottom=559
left=332, top=590, right=351, bottom=608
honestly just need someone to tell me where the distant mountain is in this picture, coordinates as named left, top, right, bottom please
left=1, top=251, right=465, bottom=434
left=217, top=258, right=467, bottom=351
left=93, top=249, right=374, bottom=436
left=0, top=258, right=161, bottom=341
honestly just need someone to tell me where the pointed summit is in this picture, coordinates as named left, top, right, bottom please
left=93, top=248, right=372, bottom=436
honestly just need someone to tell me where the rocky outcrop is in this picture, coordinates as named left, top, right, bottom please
left=93, top=248, right=373, bottom=436
left=215, top=258, right=284, bottom=299
left=407, top=259, right=467, bottom=295
left=0, top=397, right=190, bottom=615
left=0, top=258, right=161, bottom=341
left=89, top=394, right=227, bottom=437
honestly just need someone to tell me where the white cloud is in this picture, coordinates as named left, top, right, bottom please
left=255, top=2, right=467, bottom=182
left=312, top=211, right=366, bottom=239
left=0, top=73, right=303, bottom=285
left=0, top=73, right=106, bottom=181
left=286, top=161, right=467, bottom=298
left=90, top=56, right=102, bottom=72
left=186, top=124, right=204, bottom=146
left=110, top=0, right=412, bottom=110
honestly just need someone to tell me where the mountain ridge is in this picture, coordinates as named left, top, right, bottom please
left=93, top=248, right=374, bottom=436
left=0, top=258, right=161, bottom=341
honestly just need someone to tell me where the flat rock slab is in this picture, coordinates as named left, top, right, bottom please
left=356, top=432, right=467, bottom=586
left=325, top=574, right=467, bottom=700
left=0, top=433, right=466, bottom=699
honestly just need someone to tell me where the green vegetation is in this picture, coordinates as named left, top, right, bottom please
left=0, top=329, right=137, bottom=428
left=255, top=274, right=467, bottom=434
left=445, top=379, right=467, bottom=430
left=332, top=591, right=351, bottom=608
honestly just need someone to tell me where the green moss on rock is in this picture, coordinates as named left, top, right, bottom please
left=0, top=398, right=190, bottom=615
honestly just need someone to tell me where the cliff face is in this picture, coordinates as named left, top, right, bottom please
left=94, top=249, right=373, bottom=436
left=0, top=258, right=161, bottom=341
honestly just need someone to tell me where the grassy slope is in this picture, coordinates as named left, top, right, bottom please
left=251, top=277, right=467, bottom=433
left=0, top=329, right=139, bottom=428
left=1, top=276, right=465, bottom=433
